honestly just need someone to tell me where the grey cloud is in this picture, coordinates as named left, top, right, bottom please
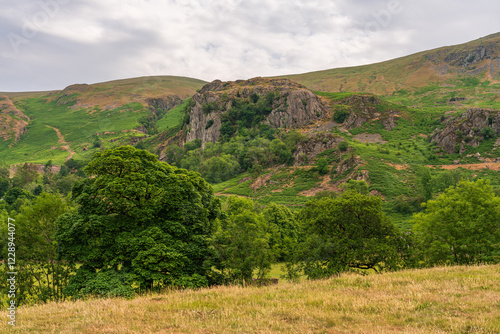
left=0, top=0, right=499, bottom=92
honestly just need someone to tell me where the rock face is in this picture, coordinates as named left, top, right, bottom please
left=293, top=132, right=344, bottom=165
left=340, top=95, right=399, bottom=130
left=185, top=77, right=330, bottom=145
left=146, top=96, right=183, bottom=114
left=0, top=96, right=29, bottom=141
left=431, top=108, right=500, bottom=153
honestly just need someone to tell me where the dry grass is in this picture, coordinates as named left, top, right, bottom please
left=2, top=265, right=499, bottom=333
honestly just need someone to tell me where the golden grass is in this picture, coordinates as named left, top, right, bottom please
left=2, top=265, right=499, bottom=333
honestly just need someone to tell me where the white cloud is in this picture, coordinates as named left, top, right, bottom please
left=0, top=0, right=498, bottom=91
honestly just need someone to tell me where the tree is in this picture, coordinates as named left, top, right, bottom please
left=414, top=165, right=433, bottom=201
left=294, top=191, right=402, bottom=278
left=341, top=180, right=369, bottom=195
left=211, top=196, right=274, bottom=284
left=12, top=163, right=39, bottom=188
left=42, top=160, right=56, bottom=186
left=0, top=163, right=10, bottom=180
left=412, top=179, right=500, bottom=265
left=338, top=141, right=349, bottom=152
left=0, top=177, right=9, bottom=198
left=262, top=203, right=299, bottom=262
left=4, top=187, right=34, bottom=211
left=163, top=144, right=184, bottom=167
left=56, top=146, right=223, bottom=297
left=55, top=174, right=81, bottom=196
left=315, top=158, right=329, bottom=175
left=269, top=139, right=292, bottom=165
left=11, top=193, right=74, bottom=304
left=199, top=154, right=240, bottom=184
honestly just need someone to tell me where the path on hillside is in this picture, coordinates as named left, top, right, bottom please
left=46, top=125, right=76, bottom=161
left=388, top=162, right=500, bottom=171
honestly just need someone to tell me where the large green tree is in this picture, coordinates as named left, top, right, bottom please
left=294, top=191, right=403, bottom=278
left=56, top=146, right=223, bottom=297
left=412, top=179, right=500, bottom=265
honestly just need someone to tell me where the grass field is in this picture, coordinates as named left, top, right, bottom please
left=2, top=265, right=498, bottom=333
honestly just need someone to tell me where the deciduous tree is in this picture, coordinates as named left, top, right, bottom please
left=412, top=179, right=500, bottom=265
left=56, top=146, right=223, bottom=297
left=294, top=191, right=402, bottom=278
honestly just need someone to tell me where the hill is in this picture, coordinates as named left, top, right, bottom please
left=284, top=32, right=500, bottom=97
left=3, top=265, right=498, bottom=333
left=0, top=76, right=206, bottom=165
left=1, top=35, right=500, bottom=228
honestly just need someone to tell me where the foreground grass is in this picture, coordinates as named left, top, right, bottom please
left=3, top=265, right=499, bottom=333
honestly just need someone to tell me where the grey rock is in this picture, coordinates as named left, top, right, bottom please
left=431, top=108, right=500, bottom=154
left=185, top=77, right=330, bottom=146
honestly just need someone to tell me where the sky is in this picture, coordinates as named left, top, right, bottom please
left=0, top=0, right=499, bottom=92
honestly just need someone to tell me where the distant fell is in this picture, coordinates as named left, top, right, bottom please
left=284, top=33, right=500, bottom=95
left=3, top=75, right=207, bottom=109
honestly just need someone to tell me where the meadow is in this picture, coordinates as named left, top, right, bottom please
left=2, top=265, right=498, bottom=333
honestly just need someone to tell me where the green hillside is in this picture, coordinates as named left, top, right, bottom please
left=284, top=32, right=500, bottom=97
left=0, top=76, right=206, bottom=165
left=1, top=36, right=500, bottom=225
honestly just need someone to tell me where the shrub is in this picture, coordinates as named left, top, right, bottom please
left=205, top=119, right=214, bottom=130
left=315, top=158, right=329, bottom=175
left=338, top=141, right=349, bottom=152
left=480, top=127, right=495, bottom=139
left=333, top=108, right=350, bottom=123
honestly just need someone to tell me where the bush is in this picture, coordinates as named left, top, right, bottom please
left=338, top=141, right=349, bottom=152
left=333, top=108, right=350, bottom=123
left=205, top=119, right=214, bottom=129
left=93, top=137, right=102, bottom=148
left=480, top=127, right=495, bottom=139
left=202, top=102, right=218, bottom=114
left=64, top=269, right=135, bottom=299
left=315, top=158, right=329, bottom=175
left=184, top=139, right=202, bottom=152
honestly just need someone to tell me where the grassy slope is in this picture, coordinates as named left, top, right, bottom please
left=3, top=265, right=499, bottom=333
left=213, top=90, right=500, bottom=229
left=2, top=76, right=206, bottom=103
left=0, top=76, right=206, bottom=165
left=283, top=32, right=500, bottom=96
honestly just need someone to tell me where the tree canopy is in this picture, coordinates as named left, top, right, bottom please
left=56, top=146, right=223, bottom=297
left=412, top=179, right=500, bottom=265
left=295, top=191, right=403, bottom=278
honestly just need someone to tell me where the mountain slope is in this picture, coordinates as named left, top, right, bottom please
left=0, top=76, right=206, bottom=165
left=284, top=33, right=500, bottom=95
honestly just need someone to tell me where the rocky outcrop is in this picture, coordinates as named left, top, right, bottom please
left=431, top=108, right=500, bottom=153
left=444, top=45, right=497, bottom=67
left=292, top=132, right=344, bottom=165
left=185, top=77, right=330, bottom=145
left=340, top=95, right=399, bottom=130
left=146, top=96, right=183, bottom=115
left=0, top=96, right=29, bottom=141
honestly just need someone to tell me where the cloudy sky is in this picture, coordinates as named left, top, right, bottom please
left=0, top=0, right=498, bottom=92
